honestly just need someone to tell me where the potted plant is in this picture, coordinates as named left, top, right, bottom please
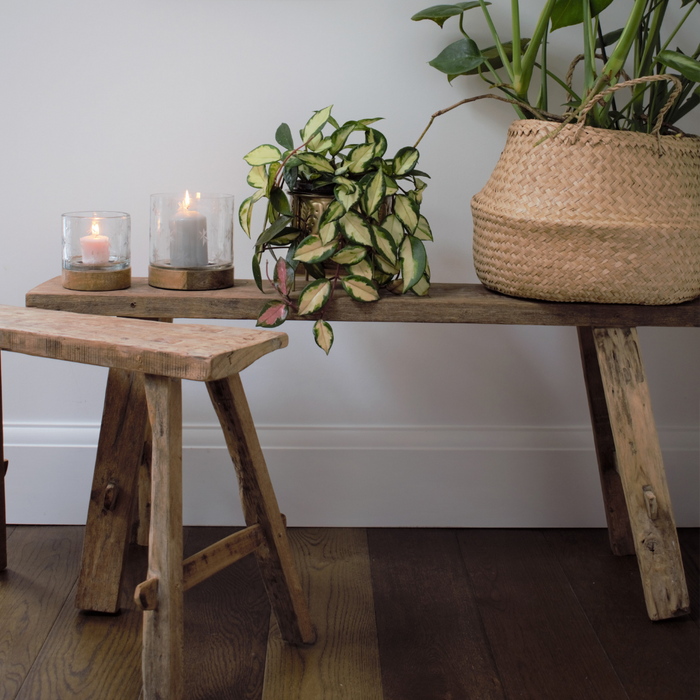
left=240, top=106, right=434, bottom=352
left=412, top=0, right=700, bottom=305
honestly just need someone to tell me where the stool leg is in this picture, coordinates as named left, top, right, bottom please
left=76, top=369, right=149, bottom=612
left=593, top=327, right=689, bottom=620
left=0, top=352, right=7, bottom=571
left=143, top=374, right=184, bottom=700
left=207, top=374, right=315, bottom=645
left=577, top=327, right=635, bottom=556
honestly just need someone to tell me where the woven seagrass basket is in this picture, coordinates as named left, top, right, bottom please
left=471, top=119, right=700, bottom=304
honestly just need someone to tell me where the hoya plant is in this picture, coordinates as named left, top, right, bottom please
left=240, top=106, right=433, bottom=354
left=411, top=0, right=699, bottom=137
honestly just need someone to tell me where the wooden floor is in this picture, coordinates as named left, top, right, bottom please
left=1, top=526, right=698, bottom=700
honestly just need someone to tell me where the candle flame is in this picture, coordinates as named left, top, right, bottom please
left=91, top=221, right=100, bottom=237
left=183, top=190, right=191, bottom=210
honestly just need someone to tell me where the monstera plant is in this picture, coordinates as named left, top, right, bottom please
left=240, top=106, right=433, bottom=353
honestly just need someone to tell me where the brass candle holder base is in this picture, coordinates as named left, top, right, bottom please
left=148, top=266, right=234, bottom=291
left=62, top=267, right=131, bottom=291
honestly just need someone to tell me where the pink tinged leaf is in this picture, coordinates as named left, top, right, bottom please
left=256, top=301, right=289, bottom=328
left=275, top=258, right=290, bottom=295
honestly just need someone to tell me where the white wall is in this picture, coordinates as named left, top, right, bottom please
left=1, top=0, right=698, bottom=527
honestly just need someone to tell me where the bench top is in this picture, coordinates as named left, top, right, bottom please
left=0, top=305, right=287, bottom=381
left=26, top=277, right=700, bottom=327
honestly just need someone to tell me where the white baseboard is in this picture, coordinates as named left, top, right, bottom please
left=4, top=423, right=698, bottom=527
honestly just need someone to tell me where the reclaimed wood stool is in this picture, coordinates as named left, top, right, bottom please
left=0, top=305, right=314, bottom=699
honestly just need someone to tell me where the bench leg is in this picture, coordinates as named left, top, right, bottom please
left=142, top=374, right=184, bottom=700
left=577, top=327, right=635, bottom=556
left=593, top=327, right=689, bottom=620
left=75, top=369, right=149, bottom=612
left=0, top=352, right=6, bottom=571
left=206, top=374, right=315, bottom=645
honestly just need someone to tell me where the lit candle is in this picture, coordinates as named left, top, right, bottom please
left=170, top=190, right=208, bottom=267
left=80, top=221, right=110, bottom=265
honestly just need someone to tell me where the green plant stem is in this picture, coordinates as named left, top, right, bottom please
left=511, top=0, right=521, bottom=77
left=660, top=2, right=696, bottom=54
left=536, top=19, right=548, bottom=111
left=534, top=63, right=581, bottom=100
left=516, top=0, right=557, bottom=100
left=477, top=0, right=514, bottom=82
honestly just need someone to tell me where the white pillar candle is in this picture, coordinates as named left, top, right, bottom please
left=80, top=222, right=110, bottom=265
left=170, top=191, right=208, bottom=267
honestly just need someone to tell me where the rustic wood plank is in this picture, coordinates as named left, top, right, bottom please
left=183, top=526, right=271, bottom=700
left=0, top=352, right=6, bottom=571
left=26, top=277, right=700, bottom=327
left=0, top=304, right=287, bottom=381
left=577, top=327, right=635, bottom=556
left=458, top=529, right=630, bottom=700
left=367, top=528, right=506, bottom=700
left=206, top=374, right=314, bottom=646
left=545, top=528, right=700, bottom=700
left=15, top=540, right=149, bottom=700
left=0, top=526, right=83, bottom=700
left=182, top=524, right=265, bottom=592
left=262, top=528, right=383, bottom=700
left=75, top=369, right=148, bottom=613
left=142, top=375, right=184, bottom=700
left=677, top=528, right=700, bottom=626
left=593, top=327, right=690, bottom=620
left=134, top=421, right=152, bottom=547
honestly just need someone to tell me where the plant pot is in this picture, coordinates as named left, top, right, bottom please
left=471, top=119, right=700, bottom=305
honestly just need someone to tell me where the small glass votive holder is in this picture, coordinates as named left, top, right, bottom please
left=148, top=191, right=234, bottom=290
left=62, top=211, right=131, bottom=290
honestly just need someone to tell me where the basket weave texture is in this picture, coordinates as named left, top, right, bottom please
left=471, top=119, right=700, bottom=304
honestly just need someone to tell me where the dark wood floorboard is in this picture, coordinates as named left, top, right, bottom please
left=5, top=525, right=15, bottom=540
left=183, top=526, right=270, bottom=700
left=367, top=528, right=506, bottom=700
left=545, top=528, right=700, bottom=700
left=458, top=528, right=630, bottom=700
left=0, top=526, right=83, bottom=700
left=678, top=528, right=700, bottom=626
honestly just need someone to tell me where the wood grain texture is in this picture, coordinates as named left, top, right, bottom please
left=545, top=529, right=700, bottom=700
left=15, top=541, right=148, bottom=700
left=206, top=375, right=313, bottom=646
left=367, top=528, right=505, bottom=700
left=0, top=304, right=287, bottom=381
left=262, top=528, right=383, bottom=700
left=577, top=326, right=635, bottom=556
left=76, top=369, right=148, bottom=613
left=0, top=526, right=83, bottom=700
left=142, top=375, right=184, bottom=700
left=183, top=527, right=271, bottom=700
left=457, top=529, right=629, bottom=700
left=26, top=277, right=700, bottom=327
left=593, top=327, right=689, bottom=620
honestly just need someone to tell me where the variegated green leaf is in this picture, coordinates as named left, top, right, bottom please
left=346, top=143, right=376, bottom=174
left=393, top=147, right=419, bottom=176
left=266, top=162, right=281, bottom=196
left=372, top=226, right=397, bottom=263
left=256, top=214, right=292, bottom=247
left=239, top=196, right=254, bottom=238
left=374, top=253, right=400, bottom=275
left=334, top=162, right=350, bottom=176
left=244, top=144, right=282, bottom=166
left=312, top=137, right=333, bottom=154
left=313, top=319, right=334, bottom=354
left=413, top=177, right=428, bottom=204
left=347, top=259, right=373, bottom=279
left=386, top=278, right=404, bottom=295
left=275, top=123, right=294, bottom=151
left=394, top=194, right=419, bottom=233
left=355, top=118, right=384, bottom=127
left=424, top=260, right=431, bottom=281
left=247, top=165, right=267, bottom=189
left=399, top=235, right=427, bottom=292
left=339, top=211, right=373, bottom=246
left=298, top=278, right=332, bottom=315
left=306, top=133, right=323, bottom=152
left=381, top=214, right=405, bottom=246
left=295, top=152, right=335, bottom=174
left=256, top=301, right=289, bottom=328
left=273, top=258, right=294, bottom=296
left=341, top=275, right=380, bottom=302
left=318, top=199, right=346, bottom=228
left=361, top=170, right=386, bottom=217
left=329, top=121, right=357, bottom=155
left=318, top=220, right=338, bottom=245
left=332, top=246, right=367, bottom=266
left=384, top=177, right=399, bottom=196
left=366, top=129, right=388, bottom=160
left=411, top=275, right=430, bottom=296
left=373, top=270, right=394, bottom=286
left=293, top=235, right=338, bottom=264
left=335, top=183, right=361, bottom=210
left=300, top=105, right=333, bottom=143
left=270, top=187, right=291, bottom=216
left=414, top=215, right=433, bottom=241
left=270, top=228, right=302, bottom=245
left=252, top=251, right=263, bottom=291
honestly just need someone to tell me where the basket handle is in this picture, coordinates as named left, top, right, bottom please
left=574, top=74, right=683, bottom=138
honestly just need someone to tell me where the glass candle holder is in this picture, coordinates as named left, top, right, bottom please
left=149, top=191, right=234, bottom=290
left=62, top=211, right=131, bottom=290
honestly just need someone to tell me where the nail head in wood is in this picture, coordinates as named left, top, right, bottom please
left=134, top=577, right=159, bottom=611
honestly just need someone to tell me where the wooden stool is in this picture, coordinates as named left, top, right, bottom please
left=0, top=305, right=314, bottom=700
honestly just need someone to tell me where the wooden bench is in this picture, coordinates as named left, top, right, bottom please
left=25, top=277, right=700, bottom=623
left=0, top=304, right=314, bottom=700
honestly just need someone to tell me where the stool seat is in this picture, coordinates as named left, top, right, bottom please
left=0, top=304, right=313, bottom=700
